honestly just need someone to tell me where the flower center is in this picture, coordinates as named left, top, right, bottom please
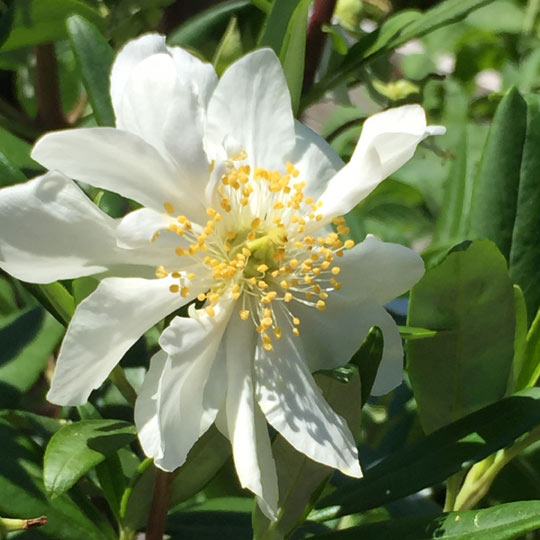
left=155, top=154, right=353, bottom=350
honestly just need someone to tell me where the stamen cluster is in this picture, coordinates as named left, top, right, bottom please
left=155, top=153, right=354, bottom=351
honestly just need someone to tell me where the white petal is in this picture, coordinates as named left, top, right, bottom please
left=115, top=208, right=177, bottom=249
left=317, top=105, right=445, bottom=220
left=110, top=33, right=168, bottom=119
left=0, top=172, right=119, bottom=283
left=153, top=301, right=232, bottom=471
left=31, top=128, right=200, bottom=214
left=168, top=46, right=218, bottom=107
left=368, top=303, right=405, bottom=396
left=254, top=333, right=361, bottom=478
left=225, top=317, right=278, bottom=520
left=47, top=276, right=190, bottom=406
left=335, top=235, right=424, bottom=305
left=135, top=350, right=168, bottom=462
left=116, top=53, right=211, bottom=194
left=290, top=121, right=344, bottom=201
left=206, top=49, right=295, bottom=171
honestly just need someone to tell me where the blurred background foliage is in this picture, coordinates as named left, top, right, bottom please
left=1, top=0, right=540, bottom=539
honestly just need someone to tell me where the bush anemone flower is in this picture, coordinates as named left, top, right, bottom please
left=0, top=35, right=444, bottom=518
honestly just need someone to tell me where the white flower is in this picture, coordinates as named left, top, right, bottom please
left=0, top=34, right=444, bottom=518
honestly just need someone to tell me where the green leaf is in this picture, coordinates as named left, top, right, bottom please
left=0, top=307, right=64, bottom=408
left=72, top=276, right=99, bottom=306
left=278, top=0, right=311, bottom=115
left=317, top=387, right=540, bottom=518
left=408, top=240, right=515, bottom=433
left=511, top=285, right=528, bottom=391
left=123, top=425, right=231, bottom=530
left=0, top=124, right=40, bottom=171
left=0, top=0, right=103, bottom=51
left=310, top=501, right=540, bottom=540
left=469, top=88, right=526, bottom=261
left=350, top=326, right=383, bottom=406
left=303, top=0, right=496, bottom=108
left=257, top=0, right=300, bottom=55
left=0, top=1, right=16, bottom=49
left=0, top=419, right=116, bottom=540
left=508, top=106, right=540, bottom=319
left=23, top=281, right=75, bottom=326
left=168, top=0, right=253, bottom=48
left=213, top=16, right=243, bottom=76
left=166, top=510, right=252, bottom=540
left=0, top=150, right=25, bottom=187
left=253, top=373, right=362, bottom=540
left=67, top=15, right=115, bottom=127
left=43, top=419, right=136, bottom=499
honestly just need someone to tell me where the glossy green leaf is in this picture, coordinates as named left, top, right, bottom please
left=318, top=388, right=540, bottom=517
left=253, top=373, right=362, bottom=540
left=23, top=281, right=75, bottom=326
left=508, top=106, right=540, bottom=319
left=0, top=307, right=63, bottom=408
left=408, top=240, right=515, bottom=433
left=0, top=124, right=39, bottom=171
left=278, top=0, right=310, bottom=114
left=0, top=150, right=25, bottom=187
left=0, top=0, right=103, bottom=51
left=123, top=425, right=231, bottom=530
left=350, top=326, right=383, bottom=406
left=43, top=419, right=136, bottom=499
left=0, top=419, right=116, bottom=540
left=67, top=15, right=115, bottom=127
left=311, top=501, right=540, bottom=539
left=257, top=0, right=300, bottom=55
left=511, top=285, right=528, bottom=391
left=167, top=0, right=253, bottom=48
left=469, top=88, right=526, bottom=261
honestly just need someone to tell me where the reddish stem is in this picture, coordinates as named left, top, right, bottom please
left=145, top=468, right=174, bottom=540
left=303, top=0, right=338, bottom=93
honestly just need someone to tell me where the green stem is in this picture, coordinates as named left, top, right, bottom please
left=250, top=0, right=271, bottom=13
left=146, top=468, right=174, bottom=540
left=444, top=470, right=465, bottom=512
left=454, top=426, right=540, bottom=511
left=109, top=365, right=137, bottom=407
left=0, top=516, right=47, bottom=532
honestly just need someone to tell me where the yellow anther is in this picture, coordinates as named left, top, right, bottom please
left=293, top=317, right=300, bottom=325
left=163, top=201, right=175, bottom=214
left=257, top=264, right=269, bottom=273
left=197, top=293, right=207, bottom=301
left=187, top=273, right=195, bottom=280
left=344, top=239, right=355, bottom=249
left=258, top=280, right=269, bottom=290
left=320, top=292, right=329, bottom=300
left=251, top=217, right=261, bottom=229
left=175, top=247, right=187, bottom=256
left=331, top=266, right=341, bottom=275
left=205, top=306, right=216, bottom=317
left=263, top=342, right=273, bottom=351
left=155, top=265, right=168, bottom=278
left=293, top=327, right=300, bottom=336
left=316, top=300, right=326, bottom=310
left=290, top=259, right=299, bottom=268
left=242, top=247, right=252, bottom=257
left=207, top=292, right=220, bottom=303
left=261, top=317, right=273, bottom=328
left=280, top=280, right=289, bottom=289
left=181, top=287, right=190, bottom=298
left=169, top=284, right=179, bottom=293
left=284, top=292, right=293, bottom=302
left=240, top=309, right=250, bottom=320
left=207, top=208, right=217, bottom=218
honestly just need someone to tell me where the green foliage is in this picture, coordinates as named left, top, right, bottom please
left=43, top=419, right=136, bottom=498
left=408, top=240, right=516, bottom=433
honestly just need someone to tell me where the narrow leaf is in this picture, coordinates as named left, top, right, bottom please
left=67, top=15, right=115, bottom=127
left=257, top=0, right=300, bottom=55
left=318, top=387, right=540, bottom=517
left=311, top=501, right=540, bottom=540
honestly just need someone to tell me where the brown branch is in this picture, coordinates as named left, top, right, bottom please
left=146, top=468, right=174, bottom=540
left=35, top=44, right=68, bottom=130
left=303, top=0, right=338, bottom=94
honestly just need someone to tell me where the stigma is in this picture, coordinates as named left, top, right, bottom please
left=155, top=152, right=354, bottom=351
